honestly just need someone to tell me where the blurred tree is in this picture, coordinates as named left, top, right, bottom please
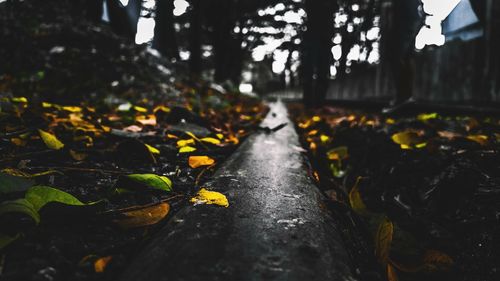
left=153, top=0, right=179, bottom=59
left=302, top=0, right=337, bottom=107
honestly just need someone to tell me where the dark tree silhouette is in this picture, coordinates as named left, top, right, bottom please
left=153, top=0, right=179, bottom=59
left=302, top=0, right=336, bottom=107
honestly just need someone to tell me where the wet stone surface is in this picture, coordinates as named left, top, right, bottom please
left=121, top=102, right=356, bottom=281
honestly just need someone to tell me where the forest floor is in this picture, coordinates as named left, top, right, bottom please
left=1, top=1, right=500, bottom=281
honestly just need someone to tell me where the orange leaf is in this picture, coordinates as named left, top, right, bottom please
left=189, top=156, right=215, bottom=169
left=387, top=263, right=399, bottom=281
left=113, top=203, right=170, bottom=229
left=94, top=256, right=112, bottom=273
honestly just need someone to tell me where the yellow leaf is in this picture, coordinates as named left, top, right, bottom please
left=177, top=138, right=195, bottom=147
left=327, top=146, right=348, bottom=161
left=216, top=133, right=224, bottom=140
left=38, top=129, right=64, bottom=150
left=417, top=112, right=438, bottom=121
left=190, top=188, right=229, bottom=207
left=167, top=133, right=178, bottom=139
left=387, top=263, right=399, bottom=281
left=467, top=134, right=488, bottom=146
left=94, top=256, right=112, bottom=273
left=62, top=106, right=82, bottom=113
left=153, top=105, right=170, bottom=113
left=200, top=137, right=221, bottom=145
left=114, top=203, right=170, bottom=228
left=145, top=144, right=160, bottom=154
left=11, top=97, right=28, bottom=103
left=133, top=105, right=148, bottom=113
left=375, top=216, right=394, bottom=263
left=320, top=135, right=330, bottom=144
left=312, top=116, right=321, bottom=122
left=179, top=146, right=196, bottom=153
left=189, top=156, right=215, bottom=168
left=391, top=131, right=426, bottom=149
left=349, top=176, right=368, bottom=215
left=298, top=120, right=312, bottom=129
left=386, top=118, right=395, bottom=125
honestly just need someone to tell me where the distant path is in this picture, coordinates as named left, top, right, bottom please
left=120, top=101, right=356, bottom=281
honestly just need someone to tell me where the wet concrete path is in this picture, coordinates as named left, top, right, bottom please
left=121, top=102, right=356, bottom=281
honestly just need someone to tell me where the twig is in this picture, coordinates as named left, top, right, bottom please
left=100, top=194, right=184, bottom=214
left=195, top=163, right=216, bottom=187
left=28, top=166, right=129, bottom=175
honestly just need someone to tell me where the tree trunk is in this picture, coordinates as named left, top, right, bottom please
left=301, top=0, right=336, bottom=107
left=153, top=0, right=179, bottom=59
left=189, top=0, right=202, bottom=78
left=107, top=0, right=136, bottom=40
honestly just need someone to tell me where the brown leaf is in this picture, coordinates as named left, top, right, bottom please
left=422, top=249, right=453, bottom=271
left=375, top=216, right=394, bottom=263
left=387, top=263, right=399, bottom=281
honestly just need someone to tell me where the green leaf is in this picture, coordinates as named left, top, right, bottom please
left=116, top=174, right=173, bottom=193
left=25, top=186, right=84, bottom=211
left=0, top=232, right=20, bottom=250
left=0, top=198, right=40, bottom=224
left=38, top=129, right=64, bottom=150
left=0, top=172, right=35, bottom=194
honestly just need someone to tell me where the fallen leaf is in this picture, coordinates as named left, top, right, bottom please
left=70, top=150, right=88, bottom=161
left=200, top=137, right=221, bottom=145
left=437, top=131, right=461, bottom=140
left=320, top=135, right=330, bottom=144
left=10, top=137, right=27, bottom=146
left=0, top=233, right=20, bottom=250
left=349, top=177, right=368, bottom=215
left=466, top=134, right=488, bottom=146
left=327, top=146, right=348, bottom=161
left=188, top=156, right=215, bottom=168
left=417, top=113, right=438, bottom=122
left=422, top=249, right=453, bottom=271
left=307, top=129, right=318, bottom=136
left=391, top=131, right=426, bottom=149
left=38, top=129, right=64, bottom=150
left=116, top=174, right=173, bottom=193
left=375, top=216, right=394, bottom=263
left=0, top=172, right=35, bottom=194
left=11, top=97, right=28, bottom=103
left=179, top=146, right=196, bottom=153
left=113, top=203, right=170, bottom=228
left=133, top=105, right=148, bottom=113
left=387, top=263, right=399, bottom=281
left=190, top=188, right=229, bottom=207
left=94, top=256, right=112, bottom=273
left=177, top=139, right=195, bottom=147
left=0, top=198, right=40, bottom=224
left=25, top=186, right=85, bottom=211
left=145, top=144, right=160, bottom=154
